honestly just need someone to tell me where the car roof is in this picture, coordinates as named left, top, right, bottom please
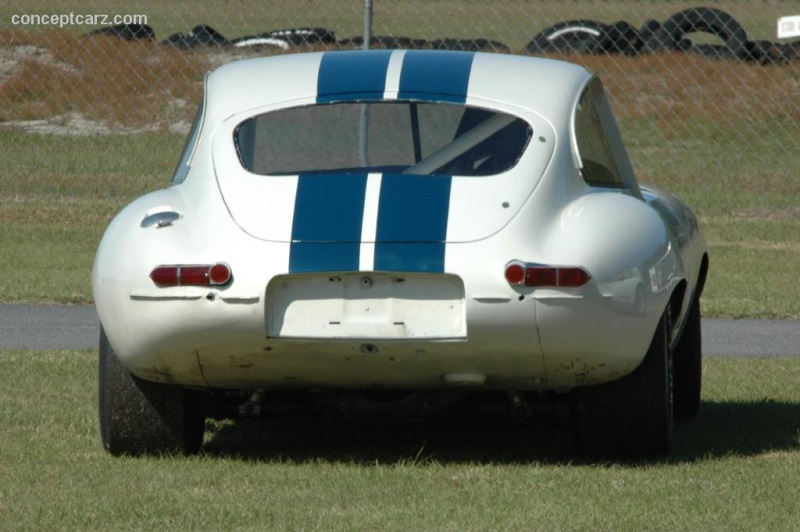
left=203, top=50, right=594, bottom=127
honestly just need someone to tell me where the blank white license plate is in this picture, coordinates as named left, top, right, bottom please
left=266, top=273, right=466, bottom=339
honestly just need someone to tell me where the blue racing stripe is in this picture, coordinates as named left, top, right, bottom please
left=398, top=50, right=475, bottom=103
left=289, top=174, right=367, bottom=272
left=317, top=50, right=393, bottom=103
left=375, top=174, right=452, bottom=272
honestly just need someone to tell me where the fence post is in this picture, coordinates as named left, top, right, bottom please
left=363, top=0, right=373, bottom=50
left=358, top=0, right=374, bottom=165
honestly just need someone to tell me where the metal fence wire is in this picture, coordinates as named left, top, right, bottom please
left=0, top=1, right=798, bottom=210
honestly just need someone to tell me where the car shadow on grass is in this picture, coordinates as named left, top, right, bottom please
left=201, top=399, right=800, bottom=465
left=203, top=416, right=577, bottom=465
left=671, top=400, right=800, bottom=462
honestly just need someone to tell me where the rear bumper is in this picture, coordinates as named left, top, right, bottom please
left=98, top=268, right=662, bottom=392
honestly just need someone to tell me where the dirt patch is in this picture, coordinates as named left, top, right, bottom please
left=0, top=29, right=235, bottom=133
left=0, top=44, right=43, bottom=84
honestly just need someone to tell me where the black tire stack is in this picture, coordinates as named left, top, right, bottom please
left=524, top=7, right=800, bottom=65
left=84, top=7, right=800, bottom=64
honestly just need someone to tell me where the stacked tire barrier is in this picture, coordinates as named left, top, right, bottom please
left=85, top=23, right=513, bottom=53
left=85, top=7, right=799, bottom=64
left=524, top=7, right=799, bottom=64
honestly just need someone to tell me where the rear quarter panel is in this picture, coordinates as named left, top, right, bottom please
left=542, top=191, right=681, bottom=387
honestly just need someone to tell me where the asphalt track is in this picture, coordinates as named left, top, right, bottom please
left=0, top=304, right=798, bottom=356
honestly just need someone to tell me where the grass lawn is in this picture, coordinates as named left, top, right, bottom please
left=0, top=132, right=174, bottom=304
left=1, top=351, right=798, bottom=529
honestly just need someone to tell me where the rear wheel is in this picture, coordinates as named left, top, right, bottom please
left=98, top=328, right=205, bottom=456
left=573, top=310, right=673, bottom=458
left=673, top=296, right=702, bottom=418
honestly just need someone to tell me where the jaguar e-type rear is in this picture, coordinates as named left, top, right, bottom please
left=93, top=50, right=708, bottom=457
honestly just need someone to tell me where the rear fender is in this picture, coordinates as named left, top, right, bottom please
left=532, top=192, right=684, bottom=387
left=546, top=192, right=683, bottom=301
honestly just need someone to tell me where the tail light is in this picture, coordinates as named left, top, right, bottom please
left=505, top=261, right=590, bottom=287
left=150, top=263, right=232, bottom=287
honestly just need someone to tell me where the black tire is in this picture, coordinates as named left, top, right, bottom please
left=86, top=23, right=155, bottom=41
left=643, top=7, right=748, bottom=59
left=233, top=27, right=336, bottom=49
left=263, top=27, right=336, bottom=46
left=98, top=328, right=205, bottom=456
left=335, top=36, right=429, bottom=50
left=572, top=310, right=673, bottom=459
left=689, top=43, right=738, bottom=60
left=744, top=40, right=788, bottom=65
left=673, top=296, right=702, bottom=418
left=601, top=20, right=643, bottom=56
left=526, top=20, right=610, bottom=55
left=782, top=41, right=800, bottom=63
left=638, top=19, right=663, bottom=43
left=161, top=24, right=230, bottom=48
left=430, top=38, right=510, bottom=52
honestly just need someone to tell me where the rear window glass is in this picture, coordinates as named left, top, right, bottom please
left=234, top=101, right=531, bottom=177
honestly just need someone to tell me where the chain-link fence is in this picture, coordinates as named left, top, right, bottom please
left=1, top=1, right=798, bottom=210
